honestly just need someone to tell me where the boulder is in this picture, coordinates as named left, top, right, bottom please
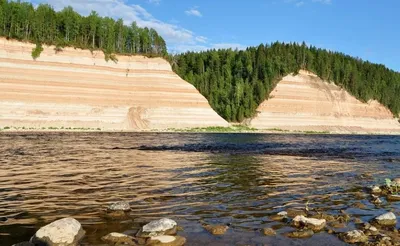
left=285, top=229, right=314, bottom=238
left=137, top=218, right=177, bottom=237
left=147, top=235, right=186, bottom=246
left=373, top=212, right=397, bottom=226
left=262, top=228, right=276, bottom=236
left=340, top=230, right=368, bottom=244
left=101, top=232, right=136, bottom=245
left=292, top=215, right=326, bottom=231
left=203, top=224, right=229, bottom=235
left=393, top=178, right=400, bottom=184
left=108, top=201, right=131, bottom=212
left=30, top=218, right=85, bottom=246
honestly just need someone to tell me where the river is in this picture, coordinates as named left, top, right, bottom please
left=0, top=132, right=399, bottom=245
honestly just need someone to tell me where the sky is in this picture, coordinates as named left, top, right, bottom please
left=26, top=0, right=400, bottom=72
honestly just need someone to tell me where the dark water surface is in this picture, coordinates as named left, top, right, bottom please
left=0, top=133, right=399, bottom=245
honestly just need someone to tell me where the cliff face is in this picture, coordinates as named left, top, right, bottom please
left=251, top=70, right=400, bottom=133
left=0, top=38, right=228, bottom=130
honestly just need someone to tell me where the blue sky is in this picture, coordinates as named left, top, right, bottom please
left=28, top=0, right=400, bottom=71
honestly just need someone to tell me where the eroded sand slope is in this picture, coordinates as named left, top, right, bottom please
left=251, top=70, right=400, bottom=133
left=0, top=38, right=228, bottom=130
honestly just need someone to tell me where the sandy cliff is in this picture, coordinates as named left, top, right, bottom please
left=251, top=70, right=400, bottom=133
left=0, top=38, right=228, bottom=130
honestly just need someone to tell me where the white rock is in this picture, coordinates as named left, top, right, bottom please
left=277, top=211, right=288, bottom=216
left=108, top=201, right=130, bottom=211
left=292, top=215, right=326, bottom=231
left=31, top=218, right=85, bottom=246
left=376, top=212, right=396, bottom=221
left=342, top=230, right=368, bottom=243
left=150, top=235, right=176, bottom=243
left=143, top=218, right=177, bottom=233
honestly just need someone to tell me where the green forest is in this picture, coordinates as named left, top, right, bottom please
left=172, top=42, right=400, bottom=122
left=0, top=0, right=167, bottom=57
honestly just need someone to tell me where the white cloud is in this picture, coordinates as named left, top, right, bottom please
left=185, top=7, right=202, bottom=17
left=195, top=36, right=208, bottom=43
left=296, top=1, right=305, bottom=7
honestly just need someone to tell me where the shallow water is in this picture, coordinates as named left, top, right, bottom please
left=0, top=132, right=399, bottom=245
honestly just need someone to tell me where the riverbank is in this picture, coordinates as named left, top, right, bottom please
left=1, top=125, right=400, bottom=135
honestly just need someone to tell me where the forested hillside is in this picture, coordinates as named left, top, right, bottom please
left=0, top=0, right=167, bottom=57
left=172, top=43, right=400, bottom=122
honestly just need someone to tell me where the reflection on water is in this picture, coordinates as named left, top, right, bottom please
left=0, top=133, right=399, bottom=245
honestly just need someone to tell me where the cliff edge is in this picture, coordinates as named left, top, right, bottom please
left=251, top=70, right=400, bottom=133
left=0, top=38, right=229, bottom=130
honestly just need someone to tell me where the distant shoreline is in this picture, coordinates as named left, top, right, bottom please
left=1, top=126, right=400, bottom=135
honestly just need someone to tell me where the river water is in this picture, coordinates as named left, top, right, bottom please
left=0, top=133, right=399, bottom=245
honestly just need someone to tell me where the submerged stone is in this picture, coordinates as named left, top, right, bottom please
left=203, top=224, right=229, bottom=235
left=138, top=218, right=177, bottom=237
left=292, top=215, right=326, bottom=231
left=262, top=228, right=276, bottom=236
left=101, top=232, right=136, bottom=245
left=108, top=201, right=131, bottom=212
left=30, top=217, right=85, bottom=246
left=285, top=229, right=314, bottom=238
left=340, top=230, right=368, bottom=244
left=387, top=194, right=400, bottom=201
left=147, top=235, right=186, bottom=246
left=286, top=208, right=307, bottom=218
left=371, top=185, right=382, bottom=194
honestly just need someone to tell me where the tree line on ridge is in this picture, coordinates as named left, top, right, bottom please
left=172, top=42, right=400, bottom=122
left=0, top=0, right=167, bottom=58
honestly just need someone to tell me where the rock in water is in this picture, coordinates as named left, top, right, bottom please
left=147, top=235, right=186, bottom=246
left=138, top=218, right=177, bottom=237
left=371, top=185, right=382, bottom=194
left=108, top=201, right=131, bottom=211
left=387, top=194, right=400, bottom=201
left=292, top=215, right=326, bottom=231
left=30, top=218, right=85, bottom=246
left=101, top=232, right=136, bottom=245
left=340, top=230, right=368, bottom=243
left=373, top=212, right=397, bottom=226
left=285, top=229, right=314, bottom=238
left=262, top=228, right=276, bottom=236
left=203, top=224, right=229, bottom=235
